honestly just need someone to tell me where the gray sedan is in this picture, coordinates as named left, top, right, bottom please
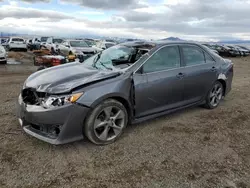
left=17, top=41, right=233, bottom=145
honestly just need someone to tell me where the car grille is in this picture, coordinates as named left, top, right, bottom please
left=0, top=57, right=5, bottom=60
left=22, top=88, right=46, bottom=105
left=29, top=123, right=61, bottom=139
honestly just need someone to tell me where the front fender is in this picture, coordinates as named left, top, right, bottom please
left=76, top=76, right=132, bottom=108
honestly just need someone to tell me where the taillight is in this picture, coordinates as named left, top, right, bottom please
left=229, top=64, right=234, bottom=72
left=52, top=58, right=61, bottom=66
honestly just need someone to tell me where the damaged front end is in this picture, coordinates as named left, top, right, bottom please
left=21, top=88, right=83, bottom=109
left=18, top=87, right=89, bottom=144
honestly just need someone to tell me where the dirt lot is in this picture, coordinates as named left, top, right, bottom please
left=0, top=52, right=250, bottom=188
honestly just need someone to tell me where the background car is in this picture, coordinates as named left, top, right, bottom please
left=236, top=45, right=250, bottom=53
left=224, top=45, right=242, bottom=57
left=234, top=46, right=249, bottom=56
left=58, top=40, right=96, bottom=60
left=213, top=45, right=239, bottom=57
left=6, top=37, right=27, bottom=52
left=0, top=45, right=7, bottom=64
left=92, top=41, right=116, bottom=52
left=44, top=37, right=64, bottom=53
left=40, top=36, right=49, bottom=47
left=201, top=44, right=219, bottom=54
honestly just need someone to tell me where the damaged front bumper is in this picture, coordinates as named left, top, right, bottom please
left=16, top=94, right=90, bottom=145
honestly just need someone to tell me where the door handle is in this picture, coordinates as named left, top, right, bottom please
left=176, top=72, right=185, bottom=79
left=210, top=66, right=217, bottom=72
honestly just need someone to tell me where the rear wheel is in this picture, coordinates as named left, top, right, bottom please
left=204, top=81, right=224, bottom=109
left=84, top=99, right=128, bottom=145
left=37, top=66, right=45, bottom=71
left=0, top=60, right=7, bottom=65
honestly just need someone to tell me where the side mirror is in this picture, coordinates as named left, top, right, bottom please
left=66, top=45, right=70, bottom=48
left=102, top=47, right=105, bottom=50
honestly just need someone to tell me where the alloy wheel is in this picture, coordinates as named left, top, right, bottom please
left=209, top=83, right=223, bottom=107
left=94, top=106, right=126, bottom=141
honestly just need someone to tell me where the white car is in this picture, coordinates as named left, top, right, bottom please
left=44, top=37, right=64, bottom=52
left=92, top=41, right=116, bottom=52
left=0, top=45, right=7, bottom=64
left=6, top=37, right=27, bottom=51
left=58, top=40, right=96, bottom=58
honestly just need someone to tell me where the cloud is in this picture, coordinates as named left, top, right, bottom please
left=0, top=5, right=73, bottom=20
left=0, top=0, right=250, bottom=41
left=59, top=0, right=145, bottom=10
left=20, top=0, right=50, bottom=2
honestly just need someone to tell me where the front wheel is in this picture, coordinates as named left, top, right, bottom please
left=84, top=99, right=128, bottom=145
left=204, top=81, right=224, bottom=109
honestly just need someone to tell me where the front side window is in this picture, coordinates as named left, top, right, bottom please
left=182, top=46, right=205, bottom=66
left=143, top=46, right=180, bottom=73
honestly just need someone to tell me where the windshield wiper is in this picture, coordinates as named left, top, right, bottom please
left=99, top=62, right=113, bottom=70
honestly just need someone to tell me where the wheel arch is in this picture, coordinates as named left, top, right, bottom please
left=217, top=79, right=226, bottom=96
left=85, top=93, right=133, bottom=123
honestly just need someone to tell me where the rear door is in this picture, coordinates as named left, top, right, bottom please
left=133, top=45, right=185, bottom=118
left=180, top=45, right=218, bottom=104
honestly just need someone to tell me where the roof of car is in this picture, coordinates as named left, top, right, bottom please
left=120, top=40, right=203, bottom=48
left=103, top=41, right=116, bottom=44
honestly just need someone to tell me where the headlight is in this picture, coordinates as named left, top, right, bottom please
left=42, top=92, right=83, bottom=108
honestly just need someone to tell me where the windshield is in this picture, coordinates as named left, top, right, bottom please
left=70, top=41, right=89, bottom=47
left=53, top=39, right=63, bottom=44
left=83, top=45, right=136, bottom=70
left=12, top=38, right=24, bottom=42
left=105, top=43, right=115, bottom=48
left=85, top=40, right=95, bottom=47
left=41, top=37, right=49, bottom=42
left=106, top=39, right=115, bottom=43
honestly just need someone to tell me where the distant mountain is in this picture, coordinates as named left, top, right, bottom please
left=161, top=37, right=185, bottom=41
left=218, top=40, right=250, bottom=44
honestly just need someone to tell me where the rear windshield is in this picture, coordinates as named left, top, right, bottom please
left=53, top=39, right=63, bottom=44
left=41, top=37, right=49, bottom=42
left=12, top=38, right=24, bottom=42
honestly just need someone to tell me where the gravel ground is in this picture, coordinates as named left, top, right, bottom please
left=0, top=53, right=250, bottom=188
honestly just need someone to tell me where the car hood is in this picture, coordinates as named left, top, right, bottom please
left=24, top=62, right=121, bottom=94
left=72, top=47, right=95, bottom=52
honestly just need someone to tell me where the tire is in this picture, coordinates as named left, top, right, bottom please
left=0, top=60, right=7, bottom=65
left=204, top=81, right=224, bottom=109
left=84, top=99, right=128, bottom=145
left=37, top=66, right=45, bottom=71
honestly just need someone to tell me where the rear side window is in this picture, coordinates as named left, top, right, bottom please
left=182, top=46, right=205, bottom=66
left=11, top=38, right=24, bottom=42
left=204, top=52, right=215, bottom=63
left=143, top=46, right=180, bottom=73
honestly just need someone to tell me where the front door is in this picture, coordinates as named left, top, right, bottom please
left=133, top=45, right=185, bottom=118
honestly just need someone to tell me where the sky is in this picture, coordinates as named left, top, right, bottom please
left=0, top=0, right=250, bottom=41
